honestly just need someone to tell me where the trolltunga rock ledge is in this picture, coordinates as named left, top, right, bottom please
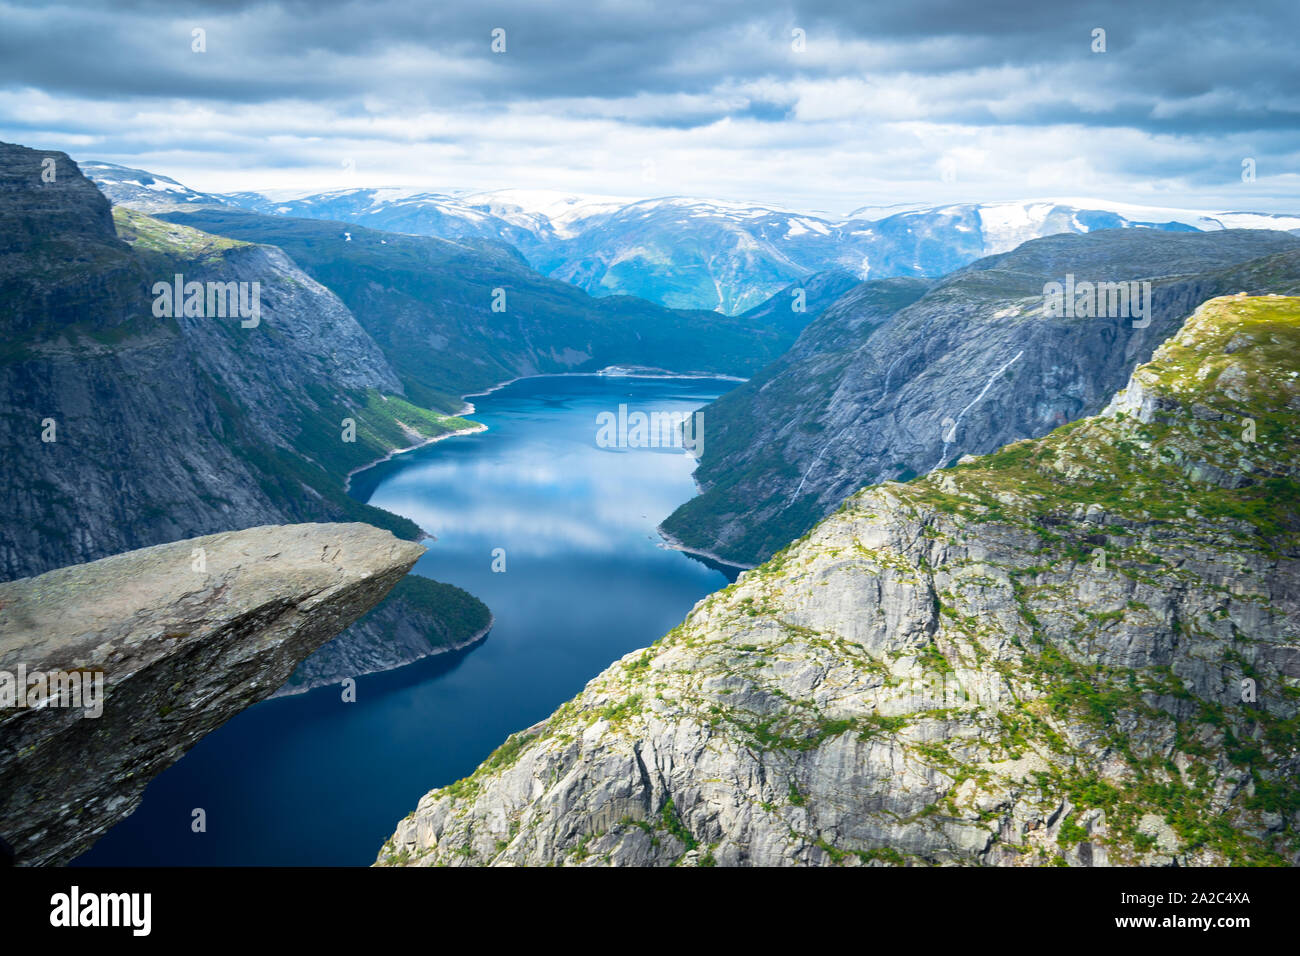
left=0, top=522, right=423, bottom=865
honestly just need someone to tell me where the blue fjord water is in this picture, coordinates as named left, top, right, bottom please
left=77, top=374, right=737, bottom=866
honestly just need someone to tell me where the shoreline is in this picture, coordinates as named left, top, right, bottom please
left=656, top=525, right=756, bottom=572
left=271, top=615, right=495, bottom=699
left=343, top=423, right=488, bottom=493
left=458, top=366, right=748, bottom=415
left=460, top=365, right=756, bottom=572
left=334, top=368, right=749, bottom=684
left=354, top=366, right=745, bottom=485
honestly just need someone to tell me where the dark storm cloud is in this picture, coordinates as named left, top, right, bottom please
left=1, top=0, right=1295, bottom=134
left=0, top=0, right=768, bottom=103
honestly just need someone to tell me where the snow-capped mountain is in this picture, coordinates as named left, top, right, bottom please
left=218, top=186, right=552, bottom=259
left=79, top=161, right=233, bottom=212
left=544, top=197, right=877, bottom=313
left=80, top=158, right=1300, bottom=314
left=965, top=197, right=1300, bottom=238
left=459, top=189, right=633, bottom=240
left=863, top=198, right=1300, bottom=258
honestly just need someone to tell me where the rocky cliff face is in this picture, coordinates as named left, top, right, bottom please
left=0, top=523, right=423, bottom=866
left=0, top=141, right=489, bottom=691
left=662, top=230, right=1300, bottom=566
left=0, top=144, right=429, bottom=577
left=146, top=206, right=798, bottom=405
left=380, top=295, right=1300, bottom=867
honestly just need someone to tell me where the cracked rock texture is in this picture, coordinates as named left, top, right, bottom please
left=0, top=522, right=423, bottom=865
left=381, top=295, right=1300, bottom=867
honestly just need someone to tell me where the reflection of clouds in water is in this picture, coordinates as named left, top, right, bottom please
left=375, top=476, right=686, bottom=557
left=379, top=444, right=697, bottom=494
left=399, top=505, right=623, bottom=557
left=364, top=385, right=718, bottom=560
left=376, top=454, right=691, bottom=504
left=381, top=457, right=568, bottom=490
left=370, top=457, right=700, bottom=559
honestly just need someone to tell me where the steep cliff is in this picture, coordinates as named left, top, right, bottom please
left=0, top=141, right=488, bottom=689
left=150, top=207, right=796, bottom=408
left=662, top=230, right=1300, bottom=566
left=381, top=295, right=1300, bottom=867
left=0, top=523, right=424, bottom=866
left=0, top=143, right=456, bottom=576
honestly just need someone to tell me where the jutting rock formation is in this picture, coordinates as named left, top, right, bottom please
left=0, top=522, right=423, bottom=865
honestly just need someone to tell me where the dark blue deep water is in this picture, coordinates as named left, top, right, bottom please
left=77, top=375, right=737, bottom=866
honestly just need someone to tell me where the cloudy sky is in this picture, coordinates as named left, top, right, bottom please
left=1, top=0, right=1297, bottom=214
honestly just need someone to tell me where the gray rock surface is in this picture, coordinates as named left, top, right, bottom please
left=381, top=296, right=1300, bottom=867
left=0, top=522, right=423, bottom=865
left=662, top=230, right=1300, bottom=566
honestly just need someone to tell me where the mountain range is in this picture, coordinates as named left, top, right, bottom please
left=1, top=141, right=803, bottom=696
left=8, top=141, right=1300, bottom=869
left=85, top=161, right=1300, bottom=314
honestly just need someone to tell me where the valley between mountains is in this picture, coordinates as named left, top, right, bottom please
left=381, top=295, right=1300, bottom=867
left=2, top=139, right=1298, bottom=868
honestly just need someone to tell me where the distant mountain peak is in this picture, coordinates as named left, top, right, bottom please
left=79, top=157, right=1300, bottom=314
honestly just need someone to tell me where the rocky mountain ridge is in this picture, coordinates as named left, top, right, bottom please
left=662, top=229, right=1300, bottom=566
left=379, top=294, right=1300, bottom=867
left=85, top=161, right=1300, bottom=314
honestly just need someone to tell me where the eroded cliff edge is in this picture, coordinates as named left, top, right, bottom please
left=0, top=522, right=423, bottom=865
left=381, top=295, right=1300, bottom=867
